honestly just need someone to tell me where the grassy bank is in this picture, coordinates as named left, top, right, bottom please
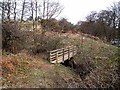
left=2, top=32, right=119, bottom=88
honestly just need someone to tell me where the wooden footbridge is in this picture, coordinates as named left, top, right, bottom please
left=49, top=46, right=77, bottom=64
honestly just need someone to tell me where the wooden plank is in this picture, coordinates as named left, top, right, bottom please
left=50, top=53, right=75, bottom=64
left=49, top=46, right=77, bottom=64
left=50, top=55, right=57, bottom=58
left=50, top=53, right=63, bottom=58
left=50, top=46, right=72, bottom=53
left=50, top=52, right=58, bottom=56
left=50, top=48, right=63, bottom=53
left=50, top=46, right=70, bottom=53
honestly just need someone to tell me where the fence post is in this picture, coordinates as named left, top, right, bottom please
left=63, top=48, right=64, bottom=62
left=56, top=52, right=58, bottom=64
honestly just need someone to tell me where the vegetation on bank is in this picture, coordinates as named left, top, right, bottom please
left=2, top=31, right=120, bottom=88
left=1, top=0, right=120, bottom=88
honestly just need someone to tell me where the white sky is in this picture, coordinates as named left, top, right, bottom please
left=57, top=0, right=119, bottom=24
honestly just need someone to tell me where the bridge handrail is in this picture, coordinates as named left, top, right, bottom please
left=49, top=46, right=77, bottom=63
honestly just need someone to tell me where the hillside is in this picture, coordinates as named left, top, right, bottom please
left=2, top=31, right=119, bottom=88
left=1, top=0, right=120, bottom=89
left=2, top=52, right=85, bottom=88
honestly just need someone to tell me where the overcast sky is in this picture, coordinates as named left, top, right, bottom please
left=57, top=0, right=119, bottom=24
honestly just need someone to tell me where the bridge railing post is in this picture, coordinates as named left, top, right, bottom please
left=68, top=46, right=70, bottom=60
left=73, top=47, right=75, bottom=56
left=50, top=51, right=52, bottom=63
left=63, top=48, right=64, bottom=62
left=56, top=52, right=58, bottom=64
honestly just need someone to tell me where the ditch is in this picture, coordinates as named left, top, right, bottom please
left=61, top=58, right=96, bottom=80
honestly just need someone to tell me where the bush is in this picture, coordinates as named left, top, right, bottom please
left=2, top=21, right=25, bottom=54
left=32, top=34, right=64, bottom=54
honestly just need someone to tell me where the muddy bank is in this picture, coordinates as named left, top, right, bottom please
left=61, top=59, right=96, bottom=80
left=61, top=58, right=119, bottom=88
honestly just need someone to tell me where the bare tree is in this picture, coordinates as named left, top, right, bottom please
left=109, top=2, right=120, bottom=29
left=1, top=0, right=14, bottom=21
left=30, top=0, right=35, bottom=30
left=46, top=0, right=49, bottom=19
left=7, top=0, right=11, bottom=21
left=42, top=0, right=46, bottom=19
left=1, top=0, right=5, bottom=22
left=110, top=1, right=120, bottom=39
left=21, top=0, right=26, bottom=21
left=48, top=2, right=63, bottom=19
left=38, top=0, right=63, bottom=31
left=13, top=0, right=17, bottom=20
left=38, top=0, right=63, bottom=20
left=35, top=0, right=38, bottom=30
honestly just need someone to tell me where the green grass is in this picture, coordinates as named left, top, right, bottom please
left=64, top=35, right=117, bottom=63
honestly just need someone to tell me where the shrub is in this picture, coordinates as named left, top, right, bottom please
left=2, top=21, right=26, bottom=54
left=32, top=34, right=64, bottom=55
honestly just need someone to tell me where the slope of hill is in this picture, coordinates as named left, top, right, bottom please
left=2, top=31, right=119, bottom=88
left=2, top=52, right=86, bottom=88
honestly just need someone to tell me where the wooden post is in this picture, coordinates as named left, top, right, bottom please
left=63, top=48, right=64, bottom=62
left=50, top=51, right=52, bottom=63
left=72, top=47, right=74, bottom=56
left=49, top=51, right=51, bottom=63
left=68, top=47, right=70, bottom=60
left=56, top=52, right=58, bottom=64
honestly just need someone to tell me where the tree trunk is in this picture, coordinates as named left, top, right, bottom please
left=31, top=1, right=34, bottom=31
left=2, top=1, right=5, bottom=22
left=43, top=0, right=46, bottom=19
left=21, top=0, right=26, bottom=22
left=13, top=1, right=17, bottom=21
left=7, top=1, right=11, bottom=21
left=35, top=0, right=38, bottom=30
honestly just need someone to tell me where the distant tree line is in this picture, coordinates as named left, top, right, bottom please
left=1, top=1, right=119, bottom=39
left=39, top=1, right=120, bottom=42
left=0, top=0, right=63, bottom=31
left=1, top=0, right=63, bottom=53
left=39, top=18, right=75, bottom=33
left=76, top=1, right=120, bottom=42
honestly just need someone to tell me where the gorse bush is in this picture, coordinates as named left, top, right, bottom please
left=2, top=21, right=26, bottom=54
